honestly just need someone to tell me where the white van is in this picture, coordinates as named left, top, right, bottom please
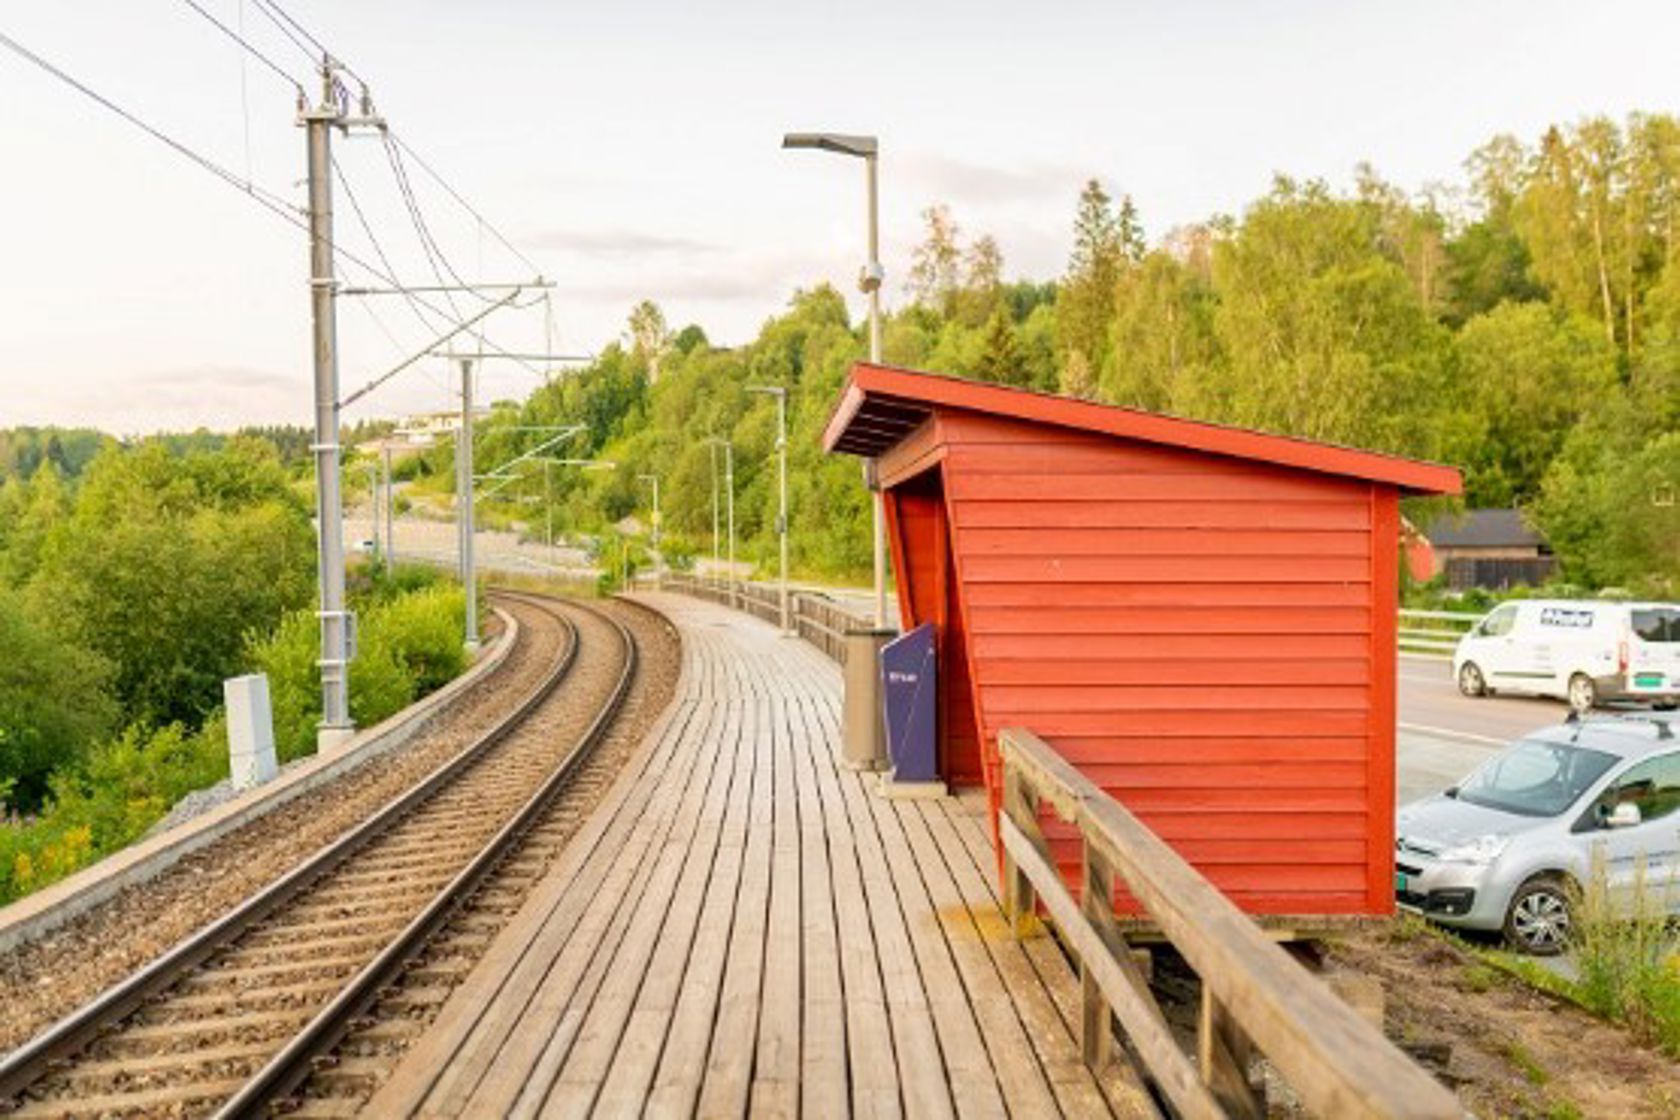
left=1453, top=600, right=1680, bottom=710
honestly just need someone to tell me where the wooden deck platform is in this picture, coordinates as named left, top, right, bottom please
left=368, top=593, right=1154, bottom=1118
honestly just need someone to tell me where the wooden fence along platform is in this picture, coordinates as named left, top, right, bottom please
left=368, top=593, right=1154, bottom=1118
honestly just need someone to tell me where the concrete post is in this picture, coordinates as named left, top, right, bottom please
left=225, top=674, right=280, bottom=785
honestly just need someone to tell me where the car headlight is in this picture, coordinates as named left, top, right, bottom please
left=1437, top=834, right=1509, bottom=865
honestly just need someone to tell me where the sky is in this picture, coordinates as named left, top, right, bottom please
left=3, top=0, right=1678, bottom=434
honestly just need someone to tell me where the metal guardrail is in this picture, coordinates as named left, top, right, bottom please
left=658, top=574, right=861, bottom=663
left=998, top=727, right=1461, bottom=1119
left=1397, top=608, right=1479, bottom=658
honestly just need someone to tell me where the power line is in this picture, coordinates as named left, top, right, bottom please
left=387, top=132, right=545, bottom=279
left=333, top=152, right=451, bottom=336
left=382, top=133, right=471, bottom=316
left=178, top=0, right=304, bottom=92
left=207, top=0, right=547, bottom=292
left=247, top=0, right=327, bottom=69
left=1, top=23, right=551, bottom=383
left=0, top=29, right=537, bottom=364
left=0, top=27, right=301, bottom=220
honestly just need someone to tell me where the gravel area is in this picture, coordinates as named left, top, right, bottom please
left=0, top=601, right=554, bottom=1056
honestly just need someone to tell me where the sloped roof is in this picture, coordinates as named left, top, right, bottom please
left=1426, top=508, right=1545, bottom=549
left=822, top=363, right=1463, bottom=496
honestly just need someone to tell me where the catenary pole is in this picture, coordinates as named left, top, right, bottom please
left=458, top=357, right=478, bottom=651
left=381, top=443, right=394, bottom=561
left=303, top=59, right=353, bottom=749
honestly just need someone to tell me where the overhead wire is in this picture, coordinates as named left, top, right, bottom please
left=178, top=0, right=303, bottom=93
left=2, top=20, right=552, bottom=394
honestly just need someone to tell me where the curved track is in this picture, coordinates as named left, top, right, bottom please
left=0, top=592, right=638, bottom=1119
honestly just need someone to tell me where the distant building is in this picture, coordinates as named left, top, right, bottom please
left=1423, top=508, right=1555, bottom=589
left=393, top=409, right=489, bottom=445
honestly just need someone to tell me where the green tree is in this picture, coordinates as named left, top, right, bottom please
left=33, top=439, right=314, bottom=726
left=1061, top=179, right=1125, bottom=373
left=1451, top=303, right=1619, bottom=506
left=0, top=588, right=116, bottom=808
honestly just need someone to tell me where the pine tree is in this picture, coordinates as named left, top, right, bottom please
left=974, top=307, right=1023, bottom=386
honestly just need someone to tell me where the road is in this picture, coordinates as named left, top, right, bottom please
left=1395, top=654, right=1566, bottom=804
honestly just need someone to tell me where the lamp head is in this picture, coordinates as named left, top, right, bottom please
left=782, top=132, right=877, bottom=158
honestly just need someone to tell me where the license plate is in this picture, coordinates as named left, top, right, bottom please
left=1395, top=872, right=1408, bottom=892
left=1635, top=673, right=1665, bottom=688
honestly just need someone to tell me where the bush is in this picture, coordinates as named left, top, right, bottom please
left=0, top=579, right=470, bottom=906
left=246, top=580, right=465, bottom=761
left=0, top=720, right=226, bottom=904
left=362, top=585, right=467, bottom=695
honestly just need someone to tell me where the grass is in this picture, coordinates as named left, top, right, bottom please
left=1454, top=855, right=1680, bottom=1059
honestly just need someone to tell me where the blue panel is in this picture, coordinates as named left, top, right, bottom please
left=880, top=623, right=938, bottom=783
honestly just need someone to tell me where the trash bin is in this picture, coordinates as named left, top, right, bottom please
left=880, top=623, right=939, bottom=785
left=842, top=628, right=895, bottom=770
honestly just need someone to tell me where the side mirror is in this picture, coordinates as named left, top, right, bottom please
left=1606, top=802, right=1643, bottom=829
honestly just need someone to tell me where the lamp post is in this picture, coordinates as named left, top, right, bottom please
left=638, top=473, right=661, bottom=576
left=782, top=130, right=889, bottom=629
left=706, top=437, right=736, bottom=608
left=708, top=440, right=721, bottom=585
left=748, top=385, right=789, bottom=631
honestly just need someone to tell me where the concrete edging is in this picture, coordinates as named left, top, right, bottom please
left=0, top=607, right=520, bottom=954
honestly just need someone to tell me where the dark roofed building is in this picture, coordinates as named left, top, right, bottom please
left=1424, top=508, right=1554, bottom=589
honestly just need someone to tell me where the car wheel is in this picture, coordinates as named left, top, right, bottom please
left=1457, top=662, right=1487, bottom=698
left=1568, top=673, right=1597, bottom=712
left=1504, top=875, right=1573, bottom=955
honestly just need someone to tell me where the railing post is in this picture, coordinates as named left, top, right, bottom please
left=1080, top=843, right=1122, bottom=1071
left=1199, top=988, right=1265, bottom=1118
left=1001, top=765, right=1043, bottom=934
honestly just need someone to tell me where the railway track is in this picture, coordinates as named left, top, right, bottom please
left=0, top=592, right=641, bottom=1119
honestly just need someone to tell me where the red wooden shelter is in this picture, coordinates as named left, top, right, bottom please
left=823, top=364, right=1462, bottom=918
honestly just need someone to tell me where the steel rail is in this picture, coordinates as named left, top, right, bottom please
left=219, top=593, right=638, bottom=1116
left=0, top=593, right=583, bottom=1107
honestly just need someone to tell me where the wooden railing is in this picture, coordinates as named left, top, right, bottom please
left=999, top=727, right=1461, bottom=1120
left=657, top=573, right=866, bottom=664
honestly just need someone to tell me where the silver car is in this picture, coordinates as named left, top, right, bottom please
left=1395, top=712, right=1680, bottom=953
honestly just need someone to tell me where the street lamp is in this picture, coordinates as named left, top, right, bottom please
left=638, top=473, right=661, bottom=575
left=782, top=130, right=889, bottom=629
left=705, top=437, right=736, bottom=608
left=747, top=385, right=789, bottom=631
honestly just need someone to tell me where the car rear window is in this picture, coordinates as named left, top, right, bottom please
left=1632, top=608, right=1680, bottom=643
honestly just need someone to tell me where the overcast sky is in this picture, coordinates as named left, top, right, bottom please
left=3, top=0, right=1677, bottom=433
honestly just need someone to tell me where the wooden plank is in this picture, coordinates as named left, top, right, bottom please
left=825, top=707, right=963, bottom=1119
left=750, top=690, right=806, bottom=1117
left=969, top=631, right=1371, bottom=661
left=965, top=605, right=1371, bottom=637
left=787, top=687, right=849, bottom=1119
left=957, top=526, right=1371, bottom=556
left=950, top=499, right=1374, bottom=532
left=853, top=780, right=1010, bottom=1120
left=976, top=659, right=1372, bottom=687
left=891, top=797, right=1081, bottom=1118
left=983, top=686, right=1371, bottom=714
left=961, top=554, right=1372, bottom=585
left=962, top=582, right=1373, bottom=609
left=643, top=680, right=760, bottom=1114
left=577, top=649, right=752, bottom=1114
left=797, top=672, right=909, bottom=1120
left=694, top=684, right=776, bottom=1116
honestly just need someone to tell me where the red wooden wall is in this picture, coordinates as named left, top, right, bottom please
left=887, top=410, right=1399, bottom=918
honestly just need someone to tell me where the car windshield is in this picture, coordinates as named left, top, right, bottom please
left=1456, top=739, right=1619, bottom=817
